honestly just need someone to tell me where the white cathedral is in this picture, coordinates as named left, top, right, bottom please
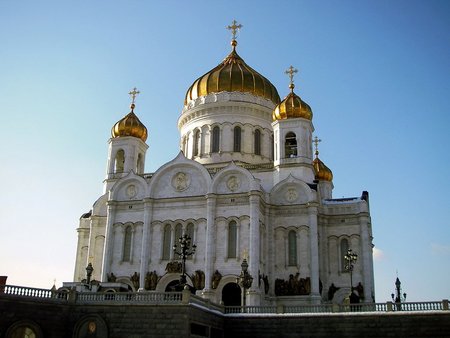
left=72, top=22, right=375, bottom=306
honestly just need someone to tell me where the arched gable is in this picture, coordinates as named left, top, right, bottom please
left=208, top=161, right=260, bottom=194
left=149, top=151, right=211, bottom=198
left=270, top=173, right=316, bottom=205
left=109, top=171, right=148, bottom=201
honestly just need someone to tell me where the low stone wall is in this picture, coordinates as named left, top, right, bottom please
left=224, top=312, right=450, bottom=338
left=1, top=294, right=450, bottom=338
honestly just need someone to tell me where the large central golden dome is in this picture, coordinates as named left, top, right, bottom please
left=184, top=40, right=280, bottom=106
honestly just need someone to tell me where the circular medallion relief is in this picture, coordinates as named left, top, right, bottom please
left=126, top=184, right=137, bottom=198
left=172, top=172, right=190, bottom=191
left=285, top=188, right=298, bottom=203
left=227, top=175, right=240, bottom=192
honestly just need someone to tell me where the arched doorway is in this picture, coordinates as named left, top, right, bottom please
left=222, top=282, right=241, bottom=306
left=165, top=280, right=180, bottom=292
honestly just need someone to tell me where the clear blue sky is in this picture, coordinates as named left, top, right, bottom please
left=0, top=0, right=449, bottom=302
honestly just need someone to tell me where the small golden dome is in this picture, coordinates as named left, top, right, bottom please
left=272, top=83, right=313, bottom=121
left=111, top=103, right=148, bottom=142
left=184, top=40, right=280, bottom=106
left=313, top=157, right=333, bottom=182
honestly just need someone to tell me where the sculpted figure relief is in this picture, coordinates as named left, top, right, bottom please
left=191, top=270, right=205, bottom=290
left=145, top=271, right=158, bottom=290
left=211, top=270, right=222, bottom=289
left=226, top=175, right=240, bottom=192
left=172, top=172, right=190, bottom=191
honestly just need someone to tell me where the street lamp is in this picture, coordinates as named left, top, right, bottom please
left=173, top=234, right=196, bottom=288
left=238, top=259, right=253, bottom=310
left=344, top=249, right=358, bottom=299
left=391, top=277, right=407, bottom=307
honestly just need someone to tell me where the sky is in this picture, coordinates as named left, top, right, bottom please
left=0, top=0, right=449, bottom=302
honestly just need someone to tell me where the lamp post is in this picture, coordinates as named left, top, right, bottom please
left=173, top=234, right=196, bottom=288
left=391, top=277, right=407, bottom=309
left=344, top=249, right=358, bottom=300
left=238, top=259, right=253, bottom=310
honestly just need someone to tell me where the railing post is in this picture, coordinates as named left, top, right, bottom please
left=332, top=303, right=340, bottom=313
left=68, top=288, right=77, bottom=304
left=182, top=287, right=191, bottom=305
left=443, top=299, right=449, bottom=310
left=276, top=304, right=284, bottom=314
left=387, top=301, right=393, bottom=312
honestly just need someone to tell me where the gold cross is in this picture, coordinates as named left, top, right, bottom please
left=227, top=20, right=243, bottom=40
left=313, top=136, right=322, bottom=156
left=128, top=87, right=140, bottom=104
left=285, top=65, right=298, bottom=86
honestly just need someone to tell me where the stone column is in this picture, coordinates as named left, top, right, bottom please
left=248, top=191, right=261, bottom=306
left=360, top=214, right=373, bottom=301
left=101, top=201, right=117, bottom=282
left=308, top=204, right=321, bottom=302
left=139, top=198, right=153, bottom=291
left=202, top=194, right=216, bottom=298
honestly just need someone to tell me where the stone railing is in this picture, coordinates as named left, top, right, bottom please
left=1, top=285, right=448, bottom=314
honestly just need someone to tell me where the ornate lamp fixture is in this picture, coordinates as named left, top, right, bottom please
left=173, top=234, right=196, bottom=287
left=391, top=277, right=407, bottom=304
left=344, top=249, right=358, bottom=296
left=238, top=259, right=253, bottom=308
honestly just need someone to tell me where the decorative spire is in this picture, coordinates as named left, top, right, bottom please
left=226, top=19, right=242, bottom=49
left=285, top=65, right=298, bottom=92
left=313, top=136, right=322, bottom=158
left=128, top=87, right=140, bottom=111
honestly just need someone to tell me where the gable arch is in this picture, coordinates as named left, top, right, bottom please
left=148, top=151, right=211, bottom=198
left=270, top=174, right=316, bottom=205
left=109, top=171, right=148, bottom=201
left=209, top=162, right=260, bottom=194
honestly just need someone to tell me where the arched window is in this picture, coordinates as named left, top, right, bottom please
left=340, top=238, right=349, bottom=271
left=212, top=126, right=220, bottom=153
left=227, top=221, right=237, bottom=258
left=233, top=126, right=241, bottom=152
left=186, top=223, right=195, bottom=260
left=137, top=153, right=143, bottom=174
left=162, top=224, right=171, bottom=260
left=271, top=134, right=274, bottom=160
left=288, top=230, right=297, bottom=266
left=285, top=132, right=297, bottom=158
left=123, top=226, right=132, bottom=262
left=114, top=149, right=125, bottom=173
left=174, top=223, right=182, bottom=247
left=254, top=129, right=261, bottom=155
left=193, top=129, right=200, bottom=157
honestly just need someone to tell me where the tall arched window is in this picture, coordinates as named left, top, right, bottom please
left=193, top=129, right=200, bottom=157
left=340, top=238, right=349, bottom=271
left=162, top=224, right=171, bottom=260
left=123, top=226, right=132, bottom=262
left=288, top=230, right=297, bottom=266
left=114, top=149, right=125, bottom=173
left=233, top=126, right=241, bottom=152
left=271, top=134, right=274, bottom=160
left=212, top=126, right=220, bottom=153
left=254, top=129, right=261, bottom=155
left=137, top=153, right=143, bottom=174
left=174, top=223, right=182, bottom=247
left=228, top=221, right=237, bottom=258
left=186, top=223, right=195, bottom=260
left=285, top=132, right=297, bottom=158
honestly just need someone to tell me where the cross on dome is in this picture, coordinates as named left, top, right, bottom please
left=227, top=19, right=242, bottom=40
left=128, top=87, right=140, bottom=105
left=313, top=136, right=322, bottom=157
left=285, top=65, right=298, bottom=91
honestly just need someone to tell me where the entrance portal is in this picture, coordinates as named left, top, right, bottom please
left=221, top=282, right=241, bottom=306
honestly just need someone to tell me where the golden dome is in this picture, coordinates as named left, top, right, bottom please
left=184, top=40, right=280, bottom=106
left=111, top=103, right=148, bottom=142
left=313, top=156, right=333, bottom=182
left=272, top=83, right=313, bottom=121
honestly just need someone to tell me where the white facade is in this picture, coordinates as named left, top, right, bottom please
left=73, top=47, right=375, bottom=306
